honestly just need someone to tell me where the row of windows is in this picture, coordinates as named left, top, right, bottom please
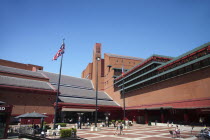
left=159, top=50, right=208, bottom=73
left=116, top=50, right=208, bottom=88
left=115, top=59, right=136, bottom=64
left=115, top=57, right=172, bottom=85
left=124, top=58, right=210, bottom=93
left=153, top=57, right=170, bottom=62
left=116, top=63, right=160, bottom=86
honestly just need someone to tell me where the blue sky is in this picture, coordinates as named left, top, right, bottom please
left=1, top=0, right=210, bottom=78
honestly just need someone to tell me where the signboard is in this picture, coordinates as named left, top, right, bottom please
left=0, top=107, right=5, bottom=111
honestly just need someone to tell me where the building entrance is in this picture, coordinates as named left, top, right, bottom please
left=61, top=112, right=93, bottom=124
left=59, top=110, right=107, bottom=125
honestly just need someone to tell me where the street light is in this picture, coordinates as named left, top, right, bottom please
left=95, top=57, right=100, bottom=128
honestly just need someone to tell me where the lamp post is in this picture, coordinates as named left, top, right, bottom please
left=95, top=57, right=100, bottom=128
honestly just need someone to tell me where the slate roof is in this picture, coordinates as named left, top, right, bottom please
left=58, top=86, right=112, bottom=100
left=0, top=65, right=45, bottom=78
left=0, top=75, right=54, bottom=90
left=39, top=71, right=119, bottom=106
left=59, top=96, right=118, bottom=106
left=40, top=71, right=93, bottom=89
left=105, top=53, right=144, bottom=61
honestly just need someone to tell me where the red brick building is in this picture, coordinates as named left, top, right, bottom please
left=82, top=42, right=210, bottom=125
left=0, top=56, right=120, bottom=127
left=0, top=42, right=210, bottom=132
left=0, top=63, right=57, bottom=124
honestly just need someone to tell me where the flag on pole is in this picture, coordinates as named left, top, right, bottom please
left=122, top=65, right=124, bottom=77
left=52, top=43, right=65, bottom=60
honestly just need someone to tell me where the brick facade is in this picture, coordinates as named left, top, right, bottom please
left=82, top=43, right=210, bottom=124
left=1, top=42, right=210, bottom=126
left=0, top=59, right=43, bottom=71
left=0, top=88, right=56, bottom=123
left=81, top=63, right=93, bottom=80
left=124, top=66, right=210, bottom=108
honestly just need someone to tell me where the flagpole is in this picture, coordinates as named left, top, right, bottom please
left=123, top=76, right=125, bottom=125
left=53, top=40, right=64, bottom=129
left=122, top=60, right=126, bottom=125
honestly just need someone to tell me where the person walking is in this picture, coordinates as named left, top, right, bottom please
left=114, top=121, right=119, bottom=135
left=119, top=122, right=124, bottom=135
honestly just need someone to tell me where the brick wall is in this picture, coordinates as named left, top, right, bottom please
left=103, top=54, right=143, bottom=105
left=0, top=89, right=55, bottom=123
left=91, top=43, right=104, bottom=91
left=112, top=67, right=210, bottom=108
left=0, top=59, right=43, bottom=71
left=81, top=63, right=93, bottom=80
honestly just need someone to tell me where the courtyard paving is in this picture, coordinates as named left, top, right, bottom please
left=7, top=124, right=201, bottom=140
left=75, top=124, right=200, bottom=140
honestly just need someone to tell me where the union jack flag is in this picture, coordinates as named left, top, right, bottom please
left=52, top=43, right=65, bottom=60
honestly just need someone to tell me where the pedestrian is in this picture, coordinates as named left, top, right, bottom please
left=114, top=121, right=119, bottom=135
left=174, top=125, right=181, bottom=137
left=119, top=122, right=124, bottom=135
left=167, top=121, right=169, bottom=127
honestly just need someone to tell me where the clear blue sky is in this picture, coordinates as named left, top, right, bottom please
left=1, top=0, right=210, bottom=78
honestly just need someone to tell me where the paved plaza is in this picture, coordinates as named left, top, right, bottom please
left=7, top=124, right=202, bottom=140
left=75, top=124, right=200, bottom=140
